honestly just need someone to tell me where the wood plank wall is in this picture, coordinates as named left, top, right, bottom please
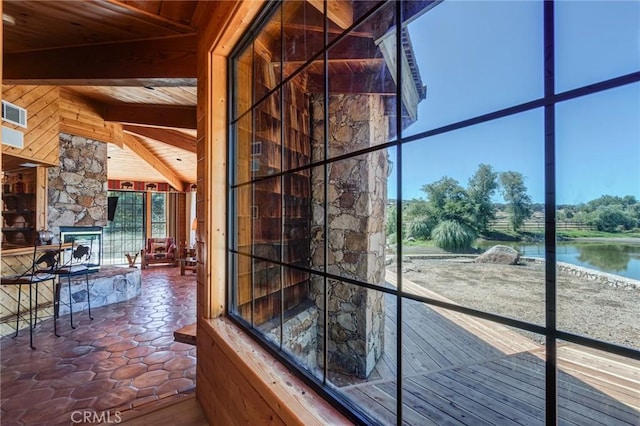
left=195, top=2, right=348, bottom=424
left=1, top=85, right=60, bottom=166
left=198, top=318, right=350, bottom=426
left=59, top=89, right=124, bottom=146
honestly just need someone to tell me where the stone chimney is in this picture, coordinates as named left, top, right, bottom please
left=310, top=94, right=388, bottom=378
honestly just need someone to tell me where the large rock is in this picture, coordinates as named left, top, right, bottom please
left=475, top=245, right=520, bottom=265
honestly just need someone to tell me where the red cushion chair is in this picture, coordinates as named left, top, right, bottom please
left=141, top=237, right=177, bottom=269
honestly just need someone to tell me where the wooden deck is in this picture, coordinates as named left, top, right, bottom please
left=335, top=275, right=640, bottom=425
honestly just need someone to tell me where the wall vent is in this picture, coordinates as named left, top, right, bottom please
left=1, top=100, right=27, bottom=128
left=2, top=126, right=25, bottom=148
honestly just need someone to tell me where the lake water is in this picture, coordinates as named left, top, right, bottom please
left=477, top=241, right=640, bottom=281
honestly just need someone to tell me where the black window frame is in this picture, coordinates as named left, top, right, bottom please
left=227, top=1, right=640, bottom=424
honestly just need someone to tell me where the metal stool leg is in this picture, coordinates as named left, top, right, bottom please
left=29, top=283, right=35, bottom=350
left=68, top=276, right=75, bottom=329
left=54, top=279, right=60, bottom=337
left=85, top=273, right=93, bottom=320
left=33, top=283, right=38, bottom=328
left=13, top=284, right=22, bottom=338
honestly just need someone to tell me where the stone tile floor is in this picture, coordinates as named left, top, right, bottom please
left=1, top=266, right=197, bottom=425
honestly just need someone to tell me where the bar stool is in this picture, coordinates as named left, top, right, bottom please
left=1, top=240, right=58, bottom=350
left=52, top=239, right=94, bottom=333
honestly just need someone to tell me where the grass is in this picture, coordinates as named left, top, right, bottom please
left=403, top=239, right=437, bottom=247
left=557, top=229, right=640, bottom=239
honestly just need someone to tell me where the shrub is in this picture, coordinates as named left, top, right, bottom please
left=431, top=220, right=477, bottom=252
left=408, top=217, right=436, bottom=240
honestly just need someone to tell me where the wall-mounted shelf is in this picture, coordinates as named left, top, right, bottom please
left=2, top=170, right=37, bottom=248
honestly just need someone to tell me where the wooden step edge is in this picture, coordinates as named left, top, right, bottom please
left=174, top=323, right=196, bottom=346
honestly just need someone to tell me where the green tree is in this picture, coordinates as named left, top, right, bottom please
left=467, top=163, right=498, bottom=233
left=421, top=176, right=474, bottom=227
left=402, top=199, right=437, bottom=240
left=499, top=171, right=532, bottom=232
left=590, top=206, right=636, bottom=232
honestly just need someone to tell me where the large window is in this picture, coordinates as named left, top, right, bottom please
left=150, top=192, right=167, bottom=238
left=229, top=1, right=640, bottom=424
left=103, top=191, right=144, bottom=265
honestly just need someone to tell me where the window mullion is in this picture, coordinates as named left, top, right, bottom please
left=544, top=0, right=558, bottom=424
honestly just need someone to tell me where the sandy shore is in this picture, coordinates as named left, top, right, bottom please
left=387, top=258, right=640, bottom=348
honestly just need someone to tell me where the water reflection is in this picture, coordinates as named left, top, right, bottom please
left=577, top=244, right=632, bottom=273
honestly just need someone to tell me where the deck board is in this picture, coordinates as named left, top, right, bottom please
left=339, top=274, right=640, bottom=425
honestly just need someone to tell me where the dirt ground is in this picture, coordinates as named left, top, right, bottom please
left=387, top=257, right=640, bottom=348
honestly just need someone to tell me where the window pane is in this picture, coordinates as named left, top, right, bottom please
left=404, top=0, right=543, bottom=137
left=254, top=4, right=282, bottom=102
left=383, top=145, right=398, bottom=291
left=151, top=223, right=166, bottom=238
left=326, top=2, right=397, bottom=160
left=234, top=43, right=254, bottom=120
left=309, top=164, right=326, bottom=273
left=282, top=1, right=331, bottom=80
left=280, top=267, right=321, bottom=379
left=103, top=191, right=144, bottom=265
left=233, top=185, right=253, bottom=256
left=556, top=84, right=640, bottom=348
left=283, top=64, right=319, bottom=171
left=253, top=177, right=282, bottom=263
left=255, top=259, right=282, bottom=346
left=401, top=298, right=546, bottom=425
left=557, top=341, right=640, bottom=424
left=254, top=93, right=282, bottom=179
left=232, top=252, right=253, bottom=325
left=555, top=1, right=640, bottom=93
left=400, top=110, right=545, bottom=324
left=327, top=283, right=395, bottom=422
left=325, top=150, right=392, bottom=288
left=234, top=112, right=254, bottom=186
left=150, top=192, right=166, bottom=238
left=283, top=173, right=311, bottom=265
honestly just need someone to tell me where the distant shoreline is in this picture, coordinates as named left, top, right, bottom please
left=566, top=237, right=640, bottom=244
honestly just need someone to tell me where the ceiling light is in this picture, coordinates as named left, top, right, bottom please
left=176, top=158, right=182, bottom=161
left=19, top=162, right=39, bottom=168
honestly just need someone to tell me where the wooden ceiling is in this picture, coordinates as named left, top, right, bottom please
left=2, top=0, right=436, bottom=189
left=2, top=0, right=204, bottom=189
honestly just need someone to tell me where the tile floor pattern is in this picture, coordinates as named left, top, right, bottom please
left=1, top=266, right=197, bottom=425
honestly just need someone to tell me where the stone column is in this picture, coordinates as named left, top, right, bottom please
left=310, top=94, right=387, bottom=378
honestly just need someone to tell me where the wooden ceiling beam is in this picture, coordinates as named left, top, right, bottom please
left=304, top=70, right=397, bottom=95
left=4, top=35, right=197, bottom=84
left=122, top=125, right=196, bottom=153
left=104, top=0, right=197, bottom=33
left=122, top=133, right=186, bottom=191
left=307, top=0, right=353, bottom=29
left=270, top=35, right=376, bottom=63
left=105, top=104, right=196, bottom=129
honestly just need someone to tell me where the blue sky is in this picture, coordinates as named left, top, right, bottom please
left=388, top=0, right=640, bottom=205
